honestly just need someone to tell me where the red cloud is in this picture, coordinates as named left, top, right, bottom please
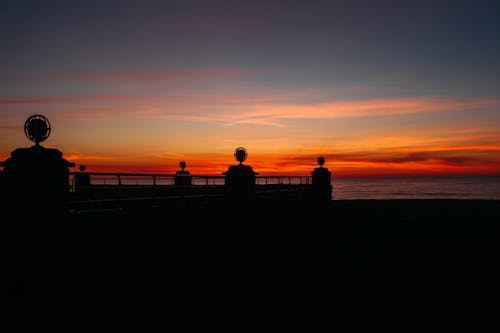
left=78, top=68, right=274, bottom=82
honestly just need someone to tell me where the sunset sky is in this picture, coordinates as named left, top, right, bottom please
left=1, top=0, right=500, bottom=177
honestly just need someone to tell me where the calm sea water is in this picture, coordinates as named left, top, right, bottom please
left=332, top=176, right=500, bottom=200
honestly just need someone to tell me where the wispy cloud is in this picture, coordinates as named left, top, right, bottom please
left=0, top=95, right=135, bottom=105
left=4, top=94, right=498, bottom=128
left=0, top=67, right=280, bottom=84
left=0, top=125, right=19, bottom=130
left=78, top=68, right=275, bottom=82
left=206, top=97, right=500, bottom=125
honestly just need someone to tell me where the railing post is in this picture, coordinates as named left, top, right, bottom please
left=118, top=175, right=121, bottom=187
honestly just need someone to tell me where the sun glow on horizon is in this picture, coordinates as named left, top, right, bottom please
left=34, top=145, right=499, bottom=178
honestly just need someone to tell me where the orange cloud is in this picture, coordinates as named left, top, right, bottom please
left=79, top=96, right=494, bottom=126
left=200, top=97, right=500, bottom=125
left=4, top=89, right=498, bottom=130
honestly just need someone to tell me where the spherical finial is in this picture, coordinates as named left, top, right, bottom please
left=24, top=114, right=51, bottom=145
left=234, top=147, right=247, bottom=164
left=317, top=156, right=325, bottom=167
left=179, top=161, right=186, bottom=170
left=79, top=164, right=86, bottom=172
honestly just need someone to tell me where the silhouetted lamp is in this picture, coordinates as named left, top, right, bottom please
left=223, top=147, right=258, bottom=201
left=317, top=156, right=325, bottom=167
left=235, top=147, right=247, bottom=165
left=0, top=114, right=75, bottom=215
left=175, top=160, right=192, bottom=186
left=24, top=114, right=51, bottom=146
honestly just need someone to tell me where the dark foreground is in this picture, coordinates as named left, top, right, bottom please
left=6, top=199, right=500, bottom=329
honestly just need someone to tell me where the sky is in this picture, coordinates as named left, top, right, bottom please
left=1, top=0, right=500, bottom=177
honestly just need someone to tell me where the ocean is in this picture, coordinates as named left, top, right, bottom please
left=331, top=176, right=500, bottom=200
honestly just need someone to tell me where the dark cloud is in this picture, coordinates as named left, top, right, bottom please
left=278, top=149, right=500, bottom=167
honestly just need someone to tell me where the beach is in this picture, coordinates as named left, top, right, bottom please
left=7, top=199, right=500, bottom=329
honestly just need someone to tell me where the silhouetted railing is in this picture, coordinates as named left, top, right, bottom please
left=69, top=172, right=311, bottom=192
left=67, top=171, right=314, bottom=213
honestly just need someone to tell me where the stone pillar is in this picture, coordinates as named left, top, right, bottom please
left=174, top=161, right=192, bottom=186
left=222, top=147, right=258, bottom=203
left=74, top=164, right=91, bottom=193
left=223, top=164, right=258, bottom=202
left=1, top=145, right=75, bottom=216
left=311, top=156, right=332, bottom=203
left=223, top=164, right=257, bottom=200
